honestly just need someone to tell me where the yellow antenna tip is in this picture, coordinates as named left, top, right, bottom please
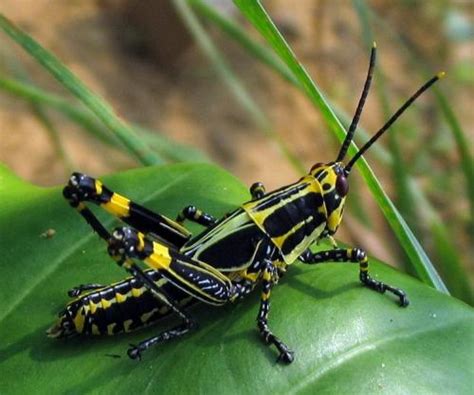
left=372, top=41, right=377, bottom=48
left=437, top=71, right=446, bottom=79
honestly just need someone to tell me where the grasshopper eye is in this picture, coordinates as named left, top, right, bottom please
left=336, top=174, right=349, bottom=197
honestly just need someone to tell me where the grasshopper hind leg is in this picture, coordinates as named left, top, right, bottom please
left=127, top=320, right=197, bottom=360
left=124, top=264, right=199, bottom=360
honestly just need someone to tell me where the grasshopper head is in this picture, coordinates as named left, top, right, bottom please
left=309, top=43, right=443, bottom=236
left=310, top=162, right=348, bottom=235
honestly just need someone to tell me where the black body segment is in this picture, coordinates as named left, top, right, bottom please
left=48, top=270, right=194, bottom=338
left=181, top=210, right=264, bottom=271
left=243, top=176, right=327, bottom=263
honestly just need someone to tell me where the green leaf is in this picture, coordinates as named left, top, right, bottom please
left=0, top=163, right=472, bottom=393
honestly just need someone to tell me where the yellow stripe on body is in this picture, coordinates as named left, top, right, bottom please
left=116, top=292, right=128, bottom=303
left=88, top=298, right=112, bottom=315
left=102, top=193, right=131, bottom=217
left=159, top=306, right=170, bottom=314
left=91, top=324, right=100, bottom=335
left=169, top=260, right=230, bottom=305
left=89, top=301, right=98, bottom=314
left=244, top=176, right=327, bottom=264
left=262, top=270, right=272, bottom=281
left=144, top=242, right=173, bottom=270
left=137, top=232, right=145, bottom=251
left=144, top=240, right=231, bottom=305
left=284, top=222, right=325, bottom=264
left=131, top=287, right=145, bottom=298
left=107, top=323, right=116, bottom=335
left=182, top=211, right=253, bottom=272
left=73, top=307, right=86, bottom=333
left=327, top=204, right=345, bottom=232
left=123, top=319, right=134, bottom=332
left=94, top=180, right=103, bottom=195
left=243, top=176, right=319, bottom=217
left=101, top=298, right=112, bottom=309
left=146, top=240, right=229, bottom=282
left=243, top=176, right=324, bottom=235
left=271, top=219, right=308, bottom=250
left=239, top=270, right=259, bottom=282
left=140, top=308, right=159, bottom=324
left=161, top=216, right=192, bottom=238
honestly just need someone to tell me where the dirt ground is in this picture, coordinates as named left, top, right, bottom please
left=0, top=0, right=472, bottom=266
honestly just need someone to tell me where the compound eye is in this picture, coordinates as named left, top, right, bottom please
left=336, top=174, right=349, bottom=197
left=310, top=162, right=324, bottom=173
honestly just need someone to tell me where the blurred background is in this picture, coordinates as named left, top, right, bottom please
left=0, top=0, right=472, bottom=302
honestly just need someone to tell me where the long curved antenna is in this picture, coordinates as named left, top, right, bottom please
left=345, top=71, right=445, bottom=173
left=336, top=42, right=377, bottom=162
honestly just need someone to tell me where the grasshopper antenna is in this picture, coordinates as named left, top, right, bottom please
left=336, top=42, right=377, bottom=162
left=345, top=71, right=445, bottom=173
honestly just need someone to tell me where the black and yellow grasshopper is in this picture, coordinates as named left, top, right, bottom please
left=48, top=45, right=443, bottom=363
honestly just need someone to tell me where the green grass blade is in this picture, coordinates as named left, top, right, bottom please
left=173, top=0, right=305, bottom=174
left=0, top=14, right=161, bottom=166
left=0, top=75, right=207, bottom=164
left=190, top=1, right=474, bottom=232
left=409, top=179, right=473, bottom=303
left=0, top=39, right=73, bottom=173
left=434, top=90, right=474, bottom=225
left=353, top=0, right=469, bottom=301
left=365, top=5, right=474, bottom=230
left=133, top=126, right=209, bottom=163
left=233, top=0, right=448, bottom=293
left=354, top=0, right=420, bottom=251
left=0, top=75, right=120, bottom=146
left=31, top=105, right=74, bottom=174
left=191, top=0, right=298, bottom=86
left=192, top=3, right=392, bottom=167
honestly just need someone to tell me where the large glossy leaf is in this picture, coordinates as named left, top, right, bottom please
left=0, top=164, right=472, bottom=394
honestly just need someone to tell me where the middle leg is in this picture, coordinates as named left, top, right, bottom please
left=256, top=259, right=294, bottom=363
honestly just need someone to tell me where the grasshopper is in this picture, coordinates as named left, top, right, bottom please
left=49, top=44, right=443, bottom=363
